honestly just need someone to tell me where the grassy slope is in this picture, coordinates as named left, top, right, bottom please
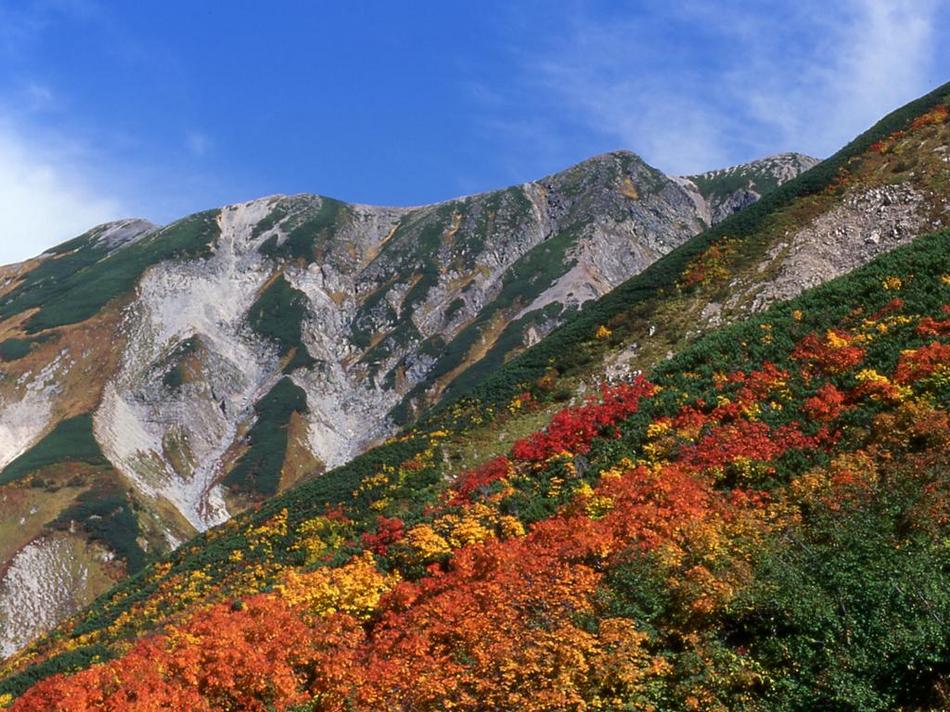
left=0, top=212, right=219, bottom=334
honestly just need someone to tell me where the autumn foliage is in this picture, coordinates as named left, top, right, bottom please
left=7, top=228, right=950, bottom=710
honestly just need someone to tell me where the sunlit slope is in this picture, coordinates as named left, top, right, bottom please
left=1, top=81, right=948, bottom=709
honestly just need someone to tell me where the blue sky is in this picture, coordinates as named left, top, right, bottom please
left=0, top=0, right=947, bottom=264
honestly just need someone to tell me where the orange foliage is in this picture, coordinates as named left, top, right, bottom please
left=792, top=329, right=865, bottom=374
left=894, top=342, right=950, bottom=384
left=804, top=382, right=848, bottom=422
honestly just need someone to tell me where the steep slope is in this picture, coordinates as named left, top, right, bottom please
left=1, top=82, right=946, bottom=706
left=0, top=151, right=810, bottom=657
left=8, top=213, right=950, bottom=712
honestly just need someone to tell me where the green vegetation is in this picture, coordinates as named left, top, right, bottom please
left=0, top=413, right=147, bottom=575
left=53, top=481, right=147, bottom=573
left=687, top=155, right=812, bottom=201
left=0, top=334, right=56, bottom=362
left=0, top=211, right=220, bottom=333
left=422, top=81, right=950, bottom=422
left=224, top=377, right=309, bottom=497
left=248, top=275, right=316, bottom=373
left=733, top=469, right=950, bottom=710
left=259, top=197, right=346, bottom=261
left=0, top=415, right=108, bottom=487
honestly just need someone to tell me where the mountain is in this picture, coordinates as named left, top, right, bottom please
left=1, top=83, right=946, bottom=709
left=679, top=152, right=820, bottom=224
left=0, top=151, right=813, bottom=657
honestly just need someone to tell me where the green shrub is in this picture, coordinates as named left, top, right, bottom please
left=0, top=415, right=108, bottom=486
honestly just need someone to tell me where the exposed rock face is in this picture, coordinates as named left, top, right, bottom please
left=0, top=534, right=112, bottom=658
left=0, top=149, right=815, bottom=659
left=738, top=184, right=937, bottom=311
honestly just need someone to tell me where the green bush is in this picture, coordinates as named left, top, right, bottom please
left=0, top=415, right=108, bottom=486
left=224, top=377, right=309, bottom=496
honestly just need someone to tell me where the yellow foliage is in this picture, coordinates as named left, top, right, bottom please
left=825, top=329, right=851, bottom=349
left=595, top=324, right=613, bottom=340
left=856, top=368, right=910, bottom=400
left=589, top=618, right=670, bottom=710
left=292, top=515, right=348, bottom=565
left=740, top=402, right=761, bottom=420
left=584, top=495, right=615, bottom=520
left=403, top=524, right=452, bottom=563
left=498, top=515, right=526, bottom=539
left=278, top=551, right=398, bottom=621
left=646, top=420, right=672, bottom=439
left=445, top=516, right=493, bottom=548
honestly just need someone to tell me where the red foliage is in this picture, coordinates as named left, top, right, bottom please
left=671, top=406, right=709, bottom=439
left=729, top=363, right=789, bottom=399
left=683, top=420, right=816, bottom=474
left=792, top=330, right=865, bottom=374
left=869, top=298, right=905, bottom=321
left=450, top=456, right=512, bottom=504
left=13, top=596, right=323, bottom=711
left=512, top=378, right=654, bottom=462
left=916, top=316, right=950, bottom=337
left=894, top=342, right=950, bottom=384
left=910, top=104, right=949, bottom=130
left=353, top=537, right=603, bottom=709
left=804, top=383, right=848, bottom=422
left=361, top=516, right=406, bottom=555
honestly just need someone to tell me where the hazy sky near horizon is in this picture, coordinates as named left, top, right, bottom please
left=0, top=0, right=947, bottom=264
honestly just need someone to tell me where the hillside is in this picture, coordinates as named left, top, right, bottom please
left=0, top=83, right=947, bottom=709
left=0, top=149, right=812, bottom=656
left=7, top=207, right=950, bottom=712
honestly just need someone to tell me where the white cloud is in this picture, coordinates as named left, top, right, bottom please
left=735, top=0, right=941, bottom=159
left=509, top=0, right=945, bottom=175
left=0, top=118, right=124, bottom=266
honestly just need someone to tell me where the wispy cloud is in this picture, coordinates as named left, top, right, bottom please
left=494, top=0, right=946, bottom=175
left=0, top=115, right=124, bottom=265
left=727, top=0, right=941, bottom=161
